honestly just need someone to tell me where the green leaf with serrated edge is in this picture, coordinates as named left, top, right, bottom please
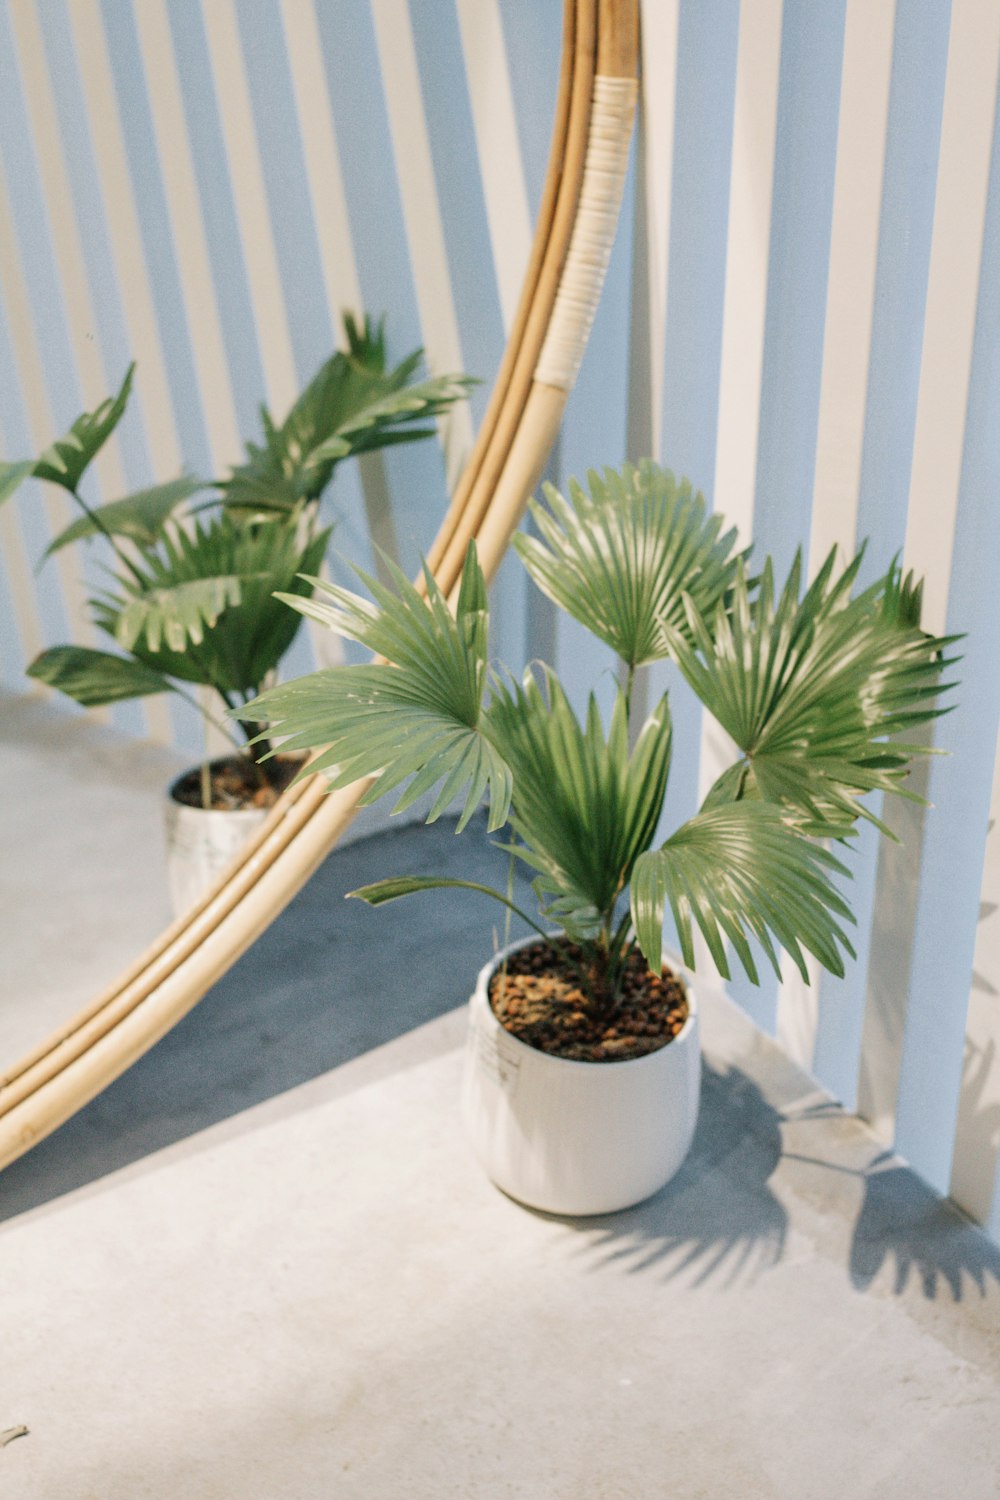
left=43, top=475, right=205, bottom=556
left=670, top=546, right=957, bottom=834
left=27, top=646, right=175, bottom=708
left=0, top=460, right=38, bottom=509
left=32, top=365, right=135, bottom=493
left=513, top=461, right=743, bottom=668
left=92, top=510, right=331, bottom=694
left=484, top=668, right=672, bottom=943
left=631, top=803, right=855, bottom=986
left=235, top=540, right=512, bottom=833
left=220, top=314, right=473, bottom=514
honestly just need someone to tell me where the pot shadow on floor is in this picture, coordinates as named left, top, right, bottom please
left=548, top=1060, right=790, bottom=1288
left=0, top=815, right=540, bottom=1223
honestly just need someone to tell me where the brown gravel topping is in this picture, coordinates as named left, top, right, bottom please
left=488, top=937, right=689, bottom=1063
left=171, top=752, right=306, bottom=811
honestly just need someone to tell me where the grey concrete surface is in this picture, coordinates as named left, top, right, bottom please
left=0, top=693, right=186, bottom=1065
left=2, top=817, right=999, bottom=1499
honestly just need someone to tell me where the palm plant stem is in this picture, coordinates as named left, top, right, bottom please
left=69, top=488, right=147, bottom=588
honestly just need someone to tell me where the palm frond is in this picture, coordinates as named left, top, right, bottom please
left=235, top=541, right=512, bottom=832
left=26, top=645, right=175, bottom=707
left=513, top=461, right=742, bottom=668
left=674, top=549, right=958, bottom=832
left=92, top=511, right=331, bottom=692
left=221, top=315, right=473, bottom=515
left=32, top=365, right=135, bottom=493
left=485, top=668, right=672, bottom=935
left=0, top=460, right=38, bottom=510
left=43, top=475, right=204, bottom=556
left=631, top=803, right=855, bottom=984
left=114, top=575, right=243, bottom=654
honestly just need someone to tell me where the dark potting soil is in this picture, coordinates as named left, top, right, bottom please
left=488, top=937, right=689, bottom=1063
left=170, top=753, right=305, bottom=812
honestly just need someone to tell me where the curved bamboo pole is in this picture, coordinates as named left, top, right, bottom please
left=0, top=0, right=639, bottom=1170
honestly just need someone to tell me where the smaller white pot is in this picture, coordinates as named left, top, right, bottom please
left=164, top=772, right=268, bottom=919
left=462, top=936, right=701, bottom=1216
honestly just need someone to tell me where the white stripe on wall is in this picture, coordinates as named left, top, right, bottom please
left=9, top=0, right=128, bottom=501
left=200, top=0, right=299, bottom=420
left=0, top=164, right=96, bottom=659
left=454, top=0, right=533, bottom=336
left=712, top=0, right=782, bottom=549
left=370, top=0, right=474, bottom=493
left=66, top=0, right=180, bottom=481
left=638, top=0, right=681, bottom=462
left=278, top=0, right=364, bottom=329
left=132, top=0, right=243, bottom=474
left=903, top=0, right=1000, bottom=636
left=808, top=0, right=895, bottom=578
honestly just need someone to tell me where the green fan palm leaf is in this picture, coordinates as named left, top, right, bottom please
left=91, top=512, right=331, bottom=695
left=26, top=645, right=175, bottom=707
left=674, top=550, right=957, bottom=832
left=221, top=314, right=474, bottom=515
left=513, top=461, right=742, bottom=668
left=486, top=667, right=672, bottom=935
left=236, top=541, right=512, bottom=832
left=43, top=476, right=204, bottom=556
left=631, top=803, right=855, bottom=985
left=33, top=365, right=135, bottom=494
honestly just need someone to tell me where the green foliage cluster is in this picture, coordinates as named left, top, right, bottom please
left=1, top=315, right=472, bottom=776
left=238, top=460, right=957, bottom=1012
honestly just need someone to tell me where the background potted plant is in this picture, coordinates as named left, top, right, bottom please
left=235, top=459, right=955, bottom=1215
left=0, top=315, right=472, bottom=914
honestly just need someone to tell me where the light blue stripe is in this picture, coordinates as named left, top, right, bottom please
left=314, top=0, right=447, bottom=582
left=165, top=0, right=267, bottom=442
left=811, top=816, right=884, bottom=1109
left=0, top=294, right=72, bottom=655
left=409, top=1, right=504, bottom=431
left=495, top=0, right=564, bottom=221
left=34, top=0, right=149, bottom=491
left=729, top=0, right=846, bottom=1032
left=659, top=0, right=740, bottom=497
left=895, top=79, right=1000, bottom=1197
left=0, top=4, right=126, bottom=719
left=234, top=0, right=334, bottom=387
left=753, top=0, right=846, bottom=578
left=854, top=0, right=952, bottom=582
left=811, top=0, right=953, bottom=1105
left=0, top=5, right=87, bottom=446
left=653, top=0, right=744, bottom=1005
left=98, top=0, right=212, bottom=479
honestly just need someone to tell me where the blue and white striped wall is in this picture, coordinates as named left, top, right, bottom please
left=2, top=0, right=1000, bottom=1240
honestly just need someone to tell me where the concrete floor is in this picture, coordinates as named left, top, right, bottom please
left=2, top=816, right=1000, bottom=1498
left=0, top=694, right=186, bottom=1065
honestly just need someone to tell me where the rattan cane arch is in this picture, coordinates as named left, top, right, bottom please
left=0, top=0, right=640, bottom=1170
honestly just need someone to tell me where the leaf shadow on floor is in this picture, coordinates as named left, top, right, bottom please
left=550, top=1068, right=1000, bottom=1301
left=550, top=1060, right=789, bottom=1288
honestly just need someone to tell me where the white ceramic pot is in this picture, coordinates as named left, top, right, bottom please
left=164, top=772, right=269, bottom=919
left=462, top=935, right=701, bottom=1216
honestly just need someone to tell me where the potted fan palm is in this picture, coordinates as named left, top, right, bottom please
left=0, top=315, right=472, bottom=913
left=235, top=460, right=955, bottom=1215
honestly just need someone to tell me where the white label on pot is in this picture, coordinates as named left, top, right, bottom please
left=475, top=1024, right=522, bottom=1095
